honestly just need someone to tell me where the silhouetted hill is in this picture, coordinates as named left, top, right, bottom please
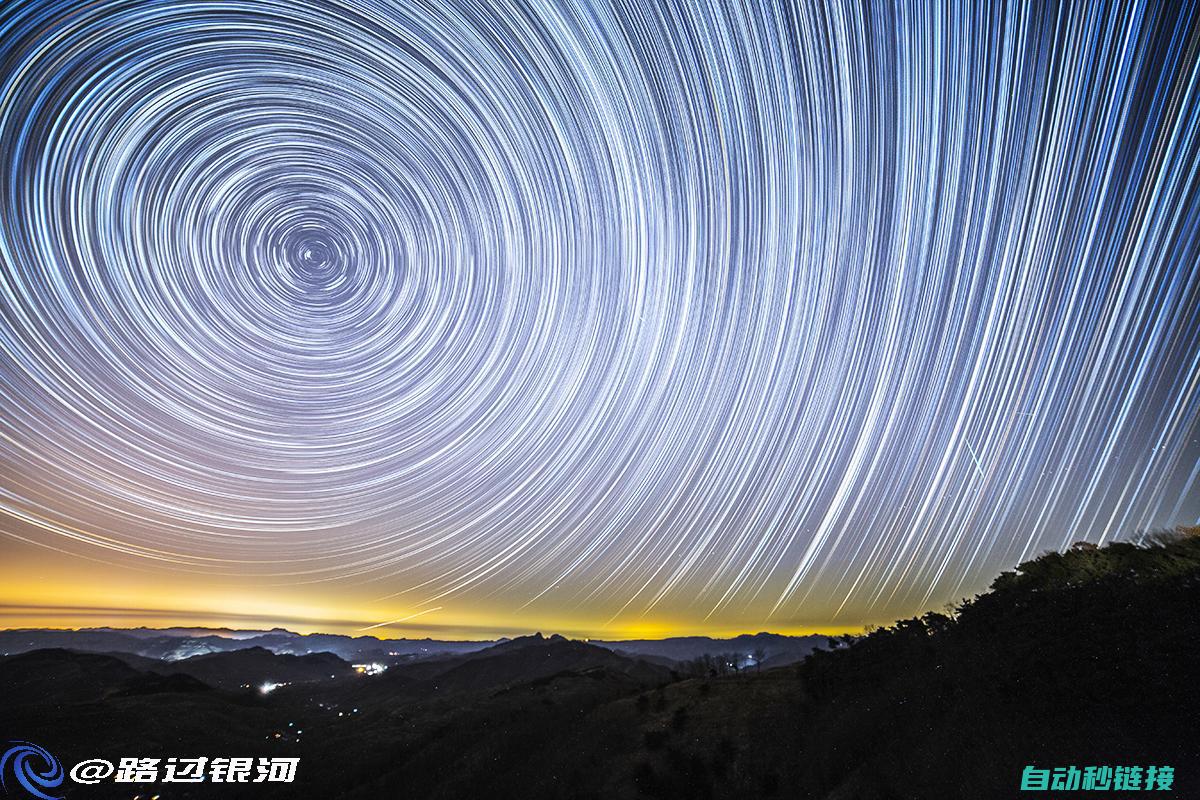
left=420, top=633, right=672, bottom=694
left=161, top=646, right=356, bottom=689
left=781, top=527, right=1200, bottom=798
left=0, top=647, right=204, bottom=701
left=333, top=632, right=673, bottom=706
left=94, top=646, right=357, bottom=689
left=0, top=649, right=152, bottom=703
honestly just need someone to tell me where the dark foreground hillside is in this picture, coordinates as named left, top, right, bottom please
left=788, top=527, right=1200, bottom=798
left=2, top=528, right=1197, bottom=799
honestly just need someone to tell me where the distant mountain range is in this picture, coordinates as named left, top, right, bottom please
left=0, top=625, right=825, bottom=667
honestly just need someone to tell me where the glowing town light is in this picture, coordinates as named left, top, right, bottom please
left=352, top=663, right=386, bottom=675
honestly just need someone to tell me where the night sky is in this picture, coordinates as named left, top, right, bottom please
left=1, top=0, right=1198, bottom=639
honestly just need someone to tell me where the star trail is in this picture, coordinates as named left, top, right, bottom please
left=0, top=0, right=1198, bottom=637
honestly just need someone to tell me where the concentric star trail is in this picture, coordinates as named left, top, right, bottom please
left=0, top=0, right=1198, bottom=634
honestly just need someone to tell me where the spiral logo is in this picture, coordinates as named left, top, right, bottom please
left=0, top=743, right=63, bottom=800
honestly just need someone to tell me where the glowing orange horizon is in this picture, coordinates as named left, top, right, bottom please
left=0, top=534, right=890, bottom=642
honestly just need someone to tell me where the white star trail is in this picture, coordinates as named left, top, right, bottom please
left=0, top=0, right=1197, bottom=631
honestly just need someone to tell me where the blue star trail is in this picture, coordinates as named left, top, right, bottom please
left=0, top=0, right=1197, bottom=633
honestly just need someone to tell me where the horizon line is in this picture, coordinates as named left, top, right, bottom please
left=0, top=615, right=846, bottom=643
left=0, top=602, right=862, bottom=640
